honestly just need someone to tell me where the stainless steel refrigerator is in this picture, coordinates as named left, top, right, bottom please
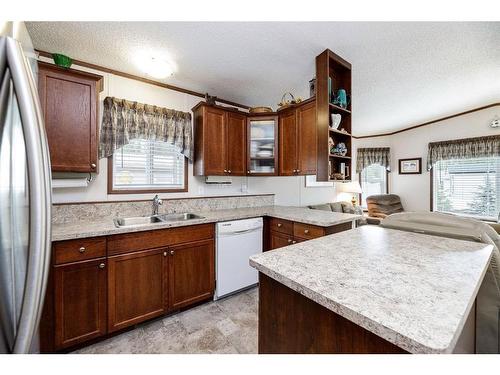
left=0, top=22, right=52, bottom=354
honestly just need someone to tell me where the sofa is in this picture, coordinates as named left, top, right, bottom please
left=308, top=201, right=357, bottom=214
left=308, top=201, right=367, bottom=225
left=365, top=194, right=405, bottom=225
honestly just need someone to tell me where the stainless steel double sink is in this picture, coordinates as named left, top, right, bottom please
left=113, top=213, right=204, bottom=228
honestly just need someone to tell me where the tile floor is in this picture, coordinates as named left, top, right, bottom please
left=73, top=287, right=258, bottom=354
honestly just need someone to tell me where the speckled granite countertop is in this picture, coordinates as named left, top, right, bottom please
left=52, top=205, right=361, bottom=241
left=249, top=225, right=493, bottom=354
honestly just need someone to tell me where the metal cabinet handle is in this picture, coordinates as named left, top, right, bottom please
left=304, top=229, right=310, bottom=234
left=292, top=240, right=297, bottom=244
left=223, top=169, right=227, bottom=173
left=287, top=238, right=292, bottom=243
left=170, top=250, right=175, bottom=255
left=99, top=263, right=105, bottom=269
left=296, top=169, right=300, bottom=173
left=277, top=223, right=282, bottom=227
left=247, top=170, right=250, bottom=173
left=228, top=170, right=231, bottom=174
left=91, top=163, right=96, bottom=168
left=79, top=247, right=86, bottom=253
left=163, top=251, right=167, bottom=257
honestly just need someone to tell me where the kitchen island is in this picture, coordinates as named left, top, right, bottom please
left=249, top=225, right=493, bottom=354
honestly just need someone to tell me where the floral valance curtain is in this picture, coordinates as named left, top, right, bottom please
left=356, top=147, right=391, bottom=173
left=426, top=135, right=500, bottom=171
left=99, top=97, right=193, bottom=160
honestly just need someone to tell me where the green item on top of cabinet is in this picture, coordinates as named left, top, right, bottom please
left=52, top=53, right=73, bottom=68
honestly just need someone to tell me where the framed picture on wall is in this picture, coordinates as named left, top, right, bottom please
left=398, top=158, right=422, bottom=174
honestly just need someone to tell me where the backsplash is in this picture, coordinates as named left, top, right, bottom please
left=52, top=194, right=275, bottom=225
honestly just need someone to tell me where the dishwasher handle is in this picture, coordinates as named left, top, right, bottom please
left=220, top=226, right=262, bottom=236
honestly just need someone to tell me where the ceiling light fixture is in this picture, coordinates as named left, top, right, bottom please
left=141, top=56, right=175, bottom=79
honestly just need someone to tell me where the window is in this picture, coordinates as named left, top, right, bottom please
left=359, top=164, right=388, bottom=208
left=109, top=138, right=187, bottom=193
left=432, top=156, right=499, bottom=221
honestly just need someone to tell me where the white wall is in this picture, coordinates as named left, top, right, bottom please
left=247, top=176, right=339, bottom=206
left=48, top=59, right=340, bottom=205
left=353, top=105, right=500, bottom=212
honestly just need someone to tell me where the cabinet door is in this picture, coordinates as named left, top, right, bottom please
left=169, top=239, right=215, bottom=310
left=38, top=63, right=100, bottom=173
left=296, top=101, right=317, bottom=175
left=108, top=248, right=168, bottom=332
left=226, top=112, right=247, bottom=175
left=278, top=109, right=298, bottom=175
left=54, top=258, right=107, bottom=349
left=270, top=231, right=294, bottom=250
left=203, top=106, right=227, bottom=175
left=247, top=116, right=278, bottom=175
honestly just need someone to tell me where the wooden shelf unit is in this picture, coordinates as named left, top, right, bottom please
left=315, top=49, right=352, bottom=182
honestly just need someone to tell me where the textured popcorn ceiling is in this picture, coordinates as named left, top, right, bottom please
left=26, top=22, right=500, bottom=136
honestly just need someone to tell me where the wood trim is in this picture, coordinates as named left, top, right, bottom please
left=107, top=155, right=188, bottom=194
left=315, top=50, right=330, bottom=181
left=353, top=103, right=500, bottom=139
left=398, top=157, right=422, bottom=175
left=36, top=49, right=250, bottom=110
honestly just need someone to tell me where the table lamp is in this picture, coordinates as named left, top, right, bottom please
left=338, top=181, right=362, bottom=206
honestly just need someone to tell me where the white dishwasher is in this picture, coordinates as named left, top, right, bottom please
left=215, top=217, right=263, bottom=299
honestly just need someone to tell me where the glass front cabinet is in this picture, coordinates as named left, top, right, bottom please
left=247, top=116, right=278, bottom=175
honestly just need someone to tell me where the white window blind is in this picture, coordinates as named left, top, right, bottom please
left=432, top=156, right=500, bottom=221
left=112, top=139, right=185, bottom=191
left=360, top=164, right=387, bottom=208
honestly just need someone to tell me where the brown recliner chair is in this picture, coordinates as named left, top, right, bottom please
left=366, top=194, right=404, bottom=225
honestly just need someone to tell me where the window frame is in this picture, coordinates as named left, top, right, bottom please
left=359, top=165, right=390, bottom=209
left=107, top=142, right=188, bottom=195
left=430, top=159, right=499, bottom=222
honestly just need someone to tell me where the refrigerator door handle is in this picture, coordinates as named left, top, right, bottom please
left=5, top=37, right=52, bottom=354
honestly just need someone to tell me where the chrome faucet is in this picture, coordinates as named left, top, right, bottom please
left=152, top=194, right=163, bottom=216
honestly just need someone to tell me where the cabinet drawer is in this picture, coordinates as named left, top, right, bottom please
left=269, top=230, right=294, bottom=250
left=107, top=223, right=214, bottom=256
left=293, top=223, right=325, bottom=241
left=53, top=237, right=106, bottom=265
left=269, top=218, right=293, bottom=235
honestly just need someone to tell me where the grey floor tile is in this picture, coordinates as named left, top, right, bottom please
left=72, top=287, right=258, bottom=354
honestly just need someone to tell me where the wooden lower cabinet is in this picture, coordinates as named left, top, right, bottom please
left=267, top=220, right=353, bottom=250
left=54, top=258, right=107, bottom=349
left=270, top=231, right=294, bottom=250
left=169, top=239, right=215, bottom=310
left=107, top=248, right=168, bottom=332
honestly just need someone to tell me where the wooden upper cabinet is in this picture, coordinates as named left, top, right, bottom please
left=168, top=239, right=215, bottom=310
left=278, top=108, right=297, bottom=176
left=278, top=99, right=317, bottom=176
left=54, top=258, right=107, bottom=349
left=107, top=248, right=168, bottom=332
left=193, top=103, right=246, bottom=176
left=226, top=112, right=247, bottom=175
left=38, top=62, right=103, bottom=173
left=203, top=106, right=227, bottom=175
left=296, top=100, right=317, bottom=175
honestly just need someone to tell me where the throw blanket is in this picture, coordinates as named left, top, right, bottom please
left=381, top=212, right=500, bottom=353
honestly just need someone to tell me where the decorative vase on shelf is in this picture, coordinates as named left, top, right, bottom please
left=333, top=88, right=349, bottom=109
left=330, top=114, right=342, bottom=129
